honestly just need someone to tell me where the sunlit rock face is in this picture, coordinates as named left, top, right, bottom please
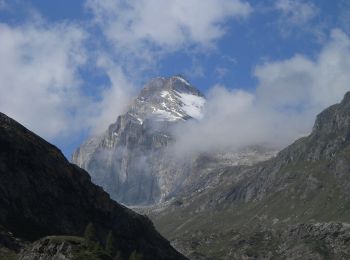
left=73, top=76, right=206, bottom=205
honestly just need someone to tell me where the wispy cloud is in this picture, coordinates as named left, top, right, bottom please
left=338, top=0, right=350, bottom=34
left=215, top=67, right=230, bottom=79
left=275, top=0, right=318, bottom=26
left=87, top=57, right=136, bottom=134
left=0, top=0, right=8, bottom=10
left=274, top=0, right=321, bottom=38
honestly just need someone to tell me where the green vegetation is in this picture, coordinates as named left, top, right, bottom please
left=0, top=227, right=126, bottom=260
left=84, top=222, right=97, bottom=246
left=47, top=235, right=85, bottom=243
left=0, top=247, right=17, bottom=260
left=45, top=236, right=112, bottom=260
left=149, top=159, right=350, bottom=259
left=113, top=251, right=123, bottom=260
left=129, top=251, right=143, bottom=260
left=72, top=244, right=111, bottom=260
left=105, top=231, right=117, bottom=256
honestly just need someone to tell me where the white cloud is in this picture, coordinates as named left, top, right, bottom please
left=172, top=29, right=350, bottom=155
left=172, top=88, right=262, bottom=155
left=255, top=29, right=350, bottom=111
left=338, top=0, right=350, bottom=34
left=0, top=19, right=138, bottom=142
left=215, top=67, right=229, bottom=78
left=86, top=0, right=252, bottom=54
left=275, top=0, right=318, bottom=26
left=0, top=22, right=87, bottom=139
left=274, top=0, right=321, bottom=38
left=87, top=57, right=136, bottom=134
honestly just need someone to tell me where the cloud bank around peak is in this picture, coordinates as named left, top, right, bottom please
left=171, top=29, right=350, bottom=156
left=0, top=0, right=253, bottom=144
left=1, top=0, right=350, bottom=158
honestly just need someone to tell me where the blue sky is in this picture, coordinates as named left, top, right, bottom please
left=1, top=0, right=350, bottom=157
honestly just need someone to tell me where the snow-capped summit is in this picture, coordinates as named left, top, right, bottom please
left=129, top=76, right=205, bottom=123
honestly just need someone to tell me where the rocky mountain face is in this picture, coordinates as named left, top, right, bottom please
left=73, top=76, right=206, bottom=205
left=143, top=92, right=350, bottom=259
left=73, top=76, right=275, bottom=206
left=0, top=112, right=186, bottom=260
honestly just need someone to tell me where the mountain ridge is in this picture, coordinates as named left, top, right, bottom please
left=142, top=91, right=350, bottom=259
left=0, top=111, right=186, bottom=260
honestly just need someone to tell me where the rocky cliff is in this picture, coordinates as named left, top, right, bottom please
left=0, top=112, right=186, bottom=260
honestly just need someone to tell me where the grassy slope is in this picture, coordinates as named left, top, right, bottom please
left=149, top=157, right=350, bottom=258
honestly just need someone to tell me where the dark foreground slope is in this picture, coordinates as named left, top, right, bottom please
left=0, top=112, right=186, bottom=260
left=147, top=93, right=350, bottom=259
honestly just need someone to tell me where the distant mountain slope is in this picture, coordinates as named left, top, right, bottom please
left=145, top=92, right=350, bottom=259
left=0, top=112, right=186, bottom=260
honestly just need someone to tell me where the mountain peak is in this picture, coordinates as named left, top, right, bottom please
left=133, top=76, right=205, bottom=122
left=312, top=91, right=350, bottom=136
left=139, top=76, right=202, bottom=99
left=277, top=91, right=350, bottom=163
left=73, top=76, right=206, bottom=205
left=342, top=91, right=350, bottom=103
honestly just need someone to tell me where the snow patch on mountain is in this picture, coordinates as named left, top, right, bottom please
left=160, top=91, right=175, bottom=102
left=153, top=108, right=183, bottom=121
left=176, top=91, right=206, bottom=120
left=158, top=86, right=205, bottom=121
